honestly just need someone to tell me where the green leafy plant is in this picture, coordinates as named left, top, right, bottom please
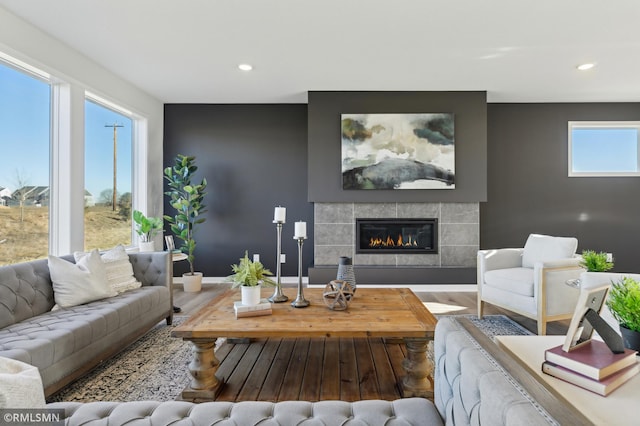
left=163, top=154, right=207, bottom=276
left=606, top=276, right=640, bottom=332
left=580, top=250, right=614, bottom=272
left=226, top=251, right=276, bottom=288
left=132, top=210, right=163, bottom=242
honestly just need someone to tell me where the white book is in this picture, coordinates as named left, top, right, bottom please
left=234, top=299, right=271, bottom=313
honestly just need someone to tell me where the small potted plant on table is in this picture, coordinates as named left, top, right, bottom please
left=580, top=250, right=614, bottom=272
left=226, top=251, right=276, bottom=305
left=606, top=276, right=640, bottom=351
left=133, top=210, right=163, bottom=252
left=578, top=250, right=615, bottom=288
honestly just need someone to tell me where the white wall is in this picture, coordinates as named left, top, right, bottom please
left=0, top=6, right=164, bottom=254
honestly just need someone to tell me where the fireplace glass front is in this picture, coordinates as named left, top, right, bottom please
left=356, top=218, right=438, bottom=254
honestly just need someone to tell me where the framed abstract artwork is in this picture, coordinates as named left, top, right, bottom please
left=341, top=113, right=455, bottom=189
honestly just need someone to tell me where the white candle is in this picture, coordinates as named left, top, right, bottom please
left=274, top=206, right=286, bottom=222
left=294, top=221, right=307, bottom=239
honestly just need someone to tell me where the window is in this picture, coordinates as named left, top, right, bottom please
left=0, top=61, right=51, bottom=265
left=84, top=98, right=133, bottom=251
left=569, top=121, right=640, bottom=176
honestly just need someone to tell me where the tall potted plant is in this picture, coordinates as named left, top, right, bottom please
left=164, top=154, right=207, bottom=292
left=132, top=210, right=163, bottom=252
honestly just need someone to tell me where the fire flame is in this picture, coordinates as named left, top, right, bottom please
left=369, top=234, right=418, bottom=248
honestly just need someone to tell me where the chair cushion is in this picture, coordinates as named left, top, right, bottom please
left=484, top=267, right=534, bottom=297
left=522, top=234, right=578, bottom=268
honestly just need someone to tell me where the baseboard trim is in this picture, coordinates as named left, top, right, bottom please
left=172, top=276, right=476, bottom=292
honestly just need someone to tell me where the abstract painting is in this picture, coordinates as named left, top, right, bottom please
left=341, top=113, right=455, bottom=189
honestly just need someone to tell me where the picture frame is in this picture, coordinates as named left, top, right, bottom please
left=341, top=113, right=455, bottom=190
left=562, top=283, right=610, bottom=352
left=164, top=235, right=175, bottom=251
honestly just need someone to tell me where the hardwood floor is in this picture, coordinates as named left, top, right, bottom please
left=173, top=283, right=571, bottom=336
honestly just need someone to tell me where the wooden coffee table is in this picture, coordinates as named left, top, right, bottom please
left=172, top=287, right=437, bottom=400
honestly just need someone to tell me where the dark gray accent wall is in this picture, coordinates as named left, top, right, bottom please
left=308, top=91, right=488, bottom=202
left=163, top=104, right=312, bottom=277
left=483, top=103, right=640, bottom=272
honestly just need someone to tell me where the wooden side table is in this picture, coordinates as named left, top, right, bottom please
left=496, top=334, right=639, bottom=426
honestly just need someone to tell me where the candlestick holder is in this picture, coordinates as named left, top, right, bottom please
left=269, top=221, right=288, bottom=303
left=291, top=236, right=309, bottom=308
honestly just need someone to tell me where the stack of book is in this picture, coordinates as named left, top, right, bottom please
left=234, top=299, right=272, bottom=318
left=542, top=339, right=639, bottom=396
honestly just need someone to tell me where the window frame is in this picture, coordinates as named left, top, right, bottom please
left=0, top=55, right=53, bottom=262
left=568, top=121, right=640, bottom=177
left=83, top=92, right=149, bottom=248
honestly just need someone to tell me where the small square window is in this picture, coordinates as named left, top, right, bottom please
left=569, top=121, right=640, bottom=177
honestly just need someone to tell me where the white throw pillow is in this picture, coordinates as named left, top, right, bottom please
left=49, top=250, right=114, bottom=308
left=522, top=234, right=578, bottom=268
left=0, top=357, right=46, bottom=408
left=99, top=245, right=142, bottom=294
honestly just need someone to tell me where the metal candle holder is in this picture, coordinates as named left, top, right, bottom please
left=291, top=236, right=310, bottom=308
left=268, top=221, right=288, bottom=303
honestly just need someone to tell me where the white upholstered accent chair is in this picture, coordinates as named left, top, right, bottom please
left=477, top=234, right=584, bottom=335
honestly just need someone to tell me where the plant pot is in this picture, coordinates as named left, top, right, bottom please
left=241, top=284, right=261, bottom=306
left=620, top=324, right=640, bottom=352
left=183, top=272, right=203, bottom=292
left=139, top=241, right=155, bottom=252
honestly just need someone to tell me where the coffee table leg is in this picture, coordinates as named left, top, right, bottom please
left=181, top=338, right=224, bottom=401
left=401, top=337, right=434, bottom=399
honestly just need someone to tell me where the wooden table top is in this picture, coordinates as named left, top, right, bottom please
left=172, top=287, right=437, bottom=340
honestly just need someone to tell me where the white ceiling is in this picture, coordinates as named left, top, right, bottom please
left=2, top=0, right=640, bottom=104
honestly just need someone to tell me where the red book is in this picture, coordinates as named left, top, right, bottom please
left=542, top=361, right=639, bottom=396
left=544, top=340, right=637, bottom=380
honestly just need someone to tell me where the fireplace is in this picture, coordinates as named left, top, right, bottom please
left=356, top=218, right=438, bottom=254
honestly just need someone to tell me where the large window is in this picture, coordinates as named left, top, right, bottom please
left=0, top=50, right=147, bottom=265
left=0, top=61, right=51, bottom=265
left=84, top=98, right=133, bottom=251
left=569, top=121, right=640, bottom=177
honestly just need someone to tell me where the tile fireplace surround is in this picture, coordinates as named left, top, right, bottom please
left=310, top=202, right=478, bottom=285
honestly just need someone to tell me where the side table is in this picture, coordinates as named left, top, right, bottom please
left=171, top=252, right=188, bottom=313
left=496, top=334, right=639, bottom=426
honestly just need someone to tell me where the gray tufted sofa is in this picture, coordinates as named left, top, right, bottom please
left=0, top=252, right=172, bottom=397
left=44, top=316, right=579, bottom=425
left=48, top=399, right=439, bottom=425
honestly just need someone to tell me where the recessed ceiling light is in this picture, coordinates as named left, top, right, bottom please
left=577, top=63, right=596, bottom=71
left=238, top=64, right=253, bottom=71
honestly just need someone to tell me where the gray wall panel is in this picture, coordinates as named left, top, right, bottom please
left=163, top=104, right=312, bottom=277
left=483, top=103, right=640, bottom=272
left=308, top=91, right=488, bottom=202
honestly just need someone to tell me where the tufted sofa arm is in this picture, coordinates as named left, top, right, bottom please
left=48, top=398, right=442, bottom=426
left=128, top=252, right=171, bottom=289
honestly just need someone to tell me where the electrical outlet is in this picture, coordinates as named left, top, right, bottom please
left=606, top=253, right=613, bottom=262
left=253, top=254, right=260, bottom=263
left=280, top=254, right=286, bottom=263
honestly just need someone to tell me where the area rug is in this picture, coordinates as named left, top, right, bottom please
left=442, top=314, right=534, bottom=340
left=47, top=314, right=530, bottom=403
left=47, top=317, right=196, bottom=403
